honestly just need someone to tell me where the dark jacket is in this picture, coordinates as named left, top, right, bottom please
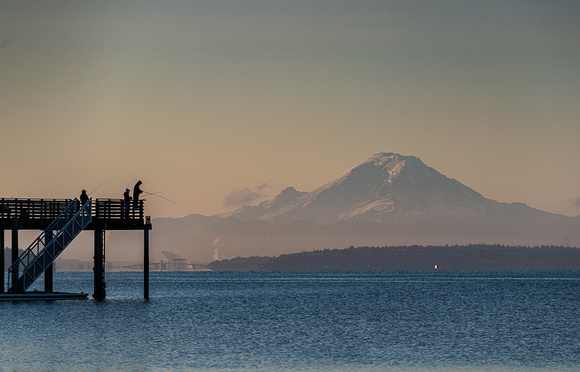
left=133, top=181, right=143, bottom=201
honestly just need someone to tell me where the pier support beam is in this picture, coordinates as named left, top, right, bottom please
left=44, top=230, right=53, bottom=293
left=144, top=227, right=149, bottom=300
left=0, top=228, right=4, bottom=293
left=11, top=219, right=19, bottom=292
left=44, top=263, right=53, bottom=293
left=93, top=227, right=106, bottom=301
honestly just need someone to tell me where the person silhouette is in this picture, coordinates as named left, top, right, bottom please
left=133, top=181, right=143, bottom=214
left=123, top=188, right=132, bottom=219
left=80, top=190, right=89, bottom=205
left=133, top=181, right=142, bottom=202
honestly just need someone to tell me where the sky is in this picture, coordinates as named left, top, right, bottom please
left=2, top=0, right=580, bottom=219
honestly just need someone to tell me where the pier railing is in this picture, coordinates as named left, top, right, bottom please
left=0, top=198, right=73, bottom=225
left=0, top=198, right=144, bottom=228
left=94, top=199, right=144, bottom=222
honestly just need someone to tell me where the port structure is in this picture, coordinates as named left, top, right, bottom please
left=0, top=197, right=152, bottom=300
left=161, top=251, right=196, bottom=271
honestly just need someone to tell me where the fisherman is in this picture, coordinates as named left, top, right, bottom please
left=133, top=181, right=143, bottom=203
left=133, top=181, right=143, bottom=215
left=80, top=190, right=89, bottom=205
left=123, top=188, right=132, bottom=219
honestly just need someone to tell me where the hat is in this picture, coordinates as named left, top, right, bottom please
left=126, top=189, right=130, bottom=193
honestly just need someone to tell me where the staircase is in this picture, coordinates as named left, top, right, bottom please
left=8, top=198, right=92, bottom=293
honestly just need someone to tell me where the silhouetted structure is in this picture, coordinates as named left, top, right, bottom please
left=161, top=251, right=195, bottom=271
left=0, top=197, right=152, bottom=300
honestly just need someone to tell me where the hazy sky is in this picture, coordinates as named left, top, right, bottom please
left=2, top=0, right=580, bottom=218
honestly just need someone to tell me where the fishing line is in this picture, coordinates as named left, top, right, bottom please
left=126, top=175, right=137, bottom=190
left=142, top=190, right=178, bottom=206
left=88, top=180, right=109, bottom=196
left=142, top=191, right=162, bottom=197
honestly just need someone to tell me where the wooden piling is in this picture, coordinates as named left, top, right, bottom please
left=44, top=230, right=53, bottom=293
left=0, top=228, right=4, bottom=293
left=144, top=226, right=149, bottom=300
left=93, top=227, right=106, bottom=301
left=11, top=218, right=18, bottom=292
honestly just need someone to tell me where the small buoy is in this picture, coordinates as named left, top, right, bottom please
left=434, top=264, right=438, bottom=270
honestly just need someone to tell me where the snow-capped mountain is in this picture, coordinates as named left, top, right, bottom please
left=222, top=153, right=550, bottom=225
left=111, top=152, right=578, bottom=263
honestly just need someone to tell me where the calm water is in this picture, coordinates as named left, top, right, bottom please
left=0, top=271, right=579, bottom=372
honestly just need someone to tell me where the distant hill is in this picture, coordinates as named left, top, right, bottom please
left=111, top=152, right=580, bottom=262
left=208, top=244, right=580, bottom=271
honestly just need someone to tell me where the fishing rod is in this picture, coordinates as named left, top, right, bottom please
left=142, top=191, right=162, bottom=197
left=88, top=180, right=109, bottom=196
left=142, top=190, right=178, bottom=206
left=126, top=175, right=137, bottom=190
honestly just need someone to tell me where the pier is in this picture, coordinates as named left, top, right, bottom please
left=1, top=197, right=152, bottom=300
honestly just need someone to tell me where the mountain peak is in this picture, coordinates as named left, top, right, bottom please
left=364, top=152, right=417, bottom=164
left=364, top=153, right=429, bottom=174
left=226, top=152, right=493, bottom=224
left=353, top=152, right=424, bottom=183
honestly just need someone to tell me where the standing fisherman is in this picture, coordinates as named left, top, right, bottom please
left=78, top=189, right=89, bottom=212
left=123, top=188, right=132, bottom=220
left=133, top=181, right=143, bottom=215
left=80, top=190, right=89, bottom=205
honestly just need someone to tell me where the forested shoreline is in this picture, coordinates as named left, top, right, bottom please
left=208, top=244, right=580, bottom=271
